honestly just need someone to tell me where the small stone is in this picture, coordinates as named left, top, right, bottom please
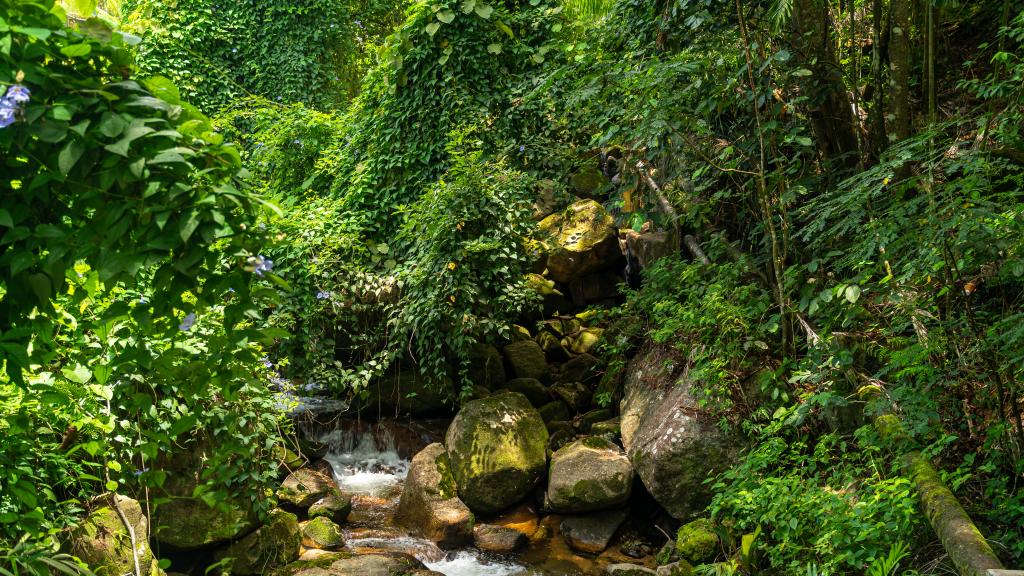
left=302, top=516, right=344, bottom=549
left=560, top=508, right=628, bottom=555
left=309, top=492, right=352, bottom=524
left=473, top=523, right=528, bottom=553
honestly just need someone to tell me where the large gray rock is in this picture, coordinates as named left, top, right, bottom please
left=67, top=495, right=157, bottom=576
left=560, top=508, right=628, bottom=555
left=445, top=392, right=549, bottom=514
left=539, top=199, right=624, bottom=284
left=396, top=443, right=474, bottom=547
left=547, top=437, right=633, bottom=513
left=620, top=345, right=742, bottom=520
left=279, top=468, right=341, bottom=509
left=213, top=509, right=301, bottom=574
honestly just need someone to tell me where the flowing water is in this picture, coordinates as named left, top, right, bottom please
left=314, top=420, right=545, bottom=575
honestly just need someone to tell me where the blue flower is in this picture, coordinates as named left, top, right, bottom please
left=316, top=290, right=331, bottom=300
left=0, top=107, right=15, bottom=128
left=138, top=296, right=148, bottom=304
left=519, top=145, right=525, bottom=152
left=5, top=85, right=30, bottom=104
left=245, top=255, right=274, bottom=276
left=178, top=312, right=197, bottom=331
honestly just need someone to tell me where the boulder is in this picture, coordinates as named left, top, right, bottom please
left=503, top=340, right=549, bottom=382
left=570, top=328, right=604, bottom=355
left=675, top=518, right=718, bottom=564
left=302, top=516, right=344, bottom=549
left=67, top=495, right=157, bottom=576
left=151, top=439, right=259, bottom=550
left=551, top=382, right=592, bottom=412
left=213, top=509, right=300, bottom=574
left=570, top=164, right=610, bottom=199
left=578, top=409, right=613, bottom=432
left=538, top=400, right=572, bottom=423
left=620, top=229, right=676, bottom=270
left=279, top=468, right=341, bottom=509
left=590, top=417, right=621, bottom=438
left=275, top=444, right=307, bottom=476
left=445, top=392, right=549, bottom=514
left=539, top=199, right=624, bottom=284
left=309, top=492, right=352, bottom=524
left=620, top=345, right=741, bottom=520
left=537, top=331, right=571, bottom=362
left=560, top=508, right=628, bottom=555
left=396, top=443, right=474, bottom=547
left=606, top=564, right=658, bottom=576
left=473, top=523, right=528, bottom=553
left=360, top=371, right=453, bottom=416
left=558, top=354, right=603, bottom=386
left=467, top=344, right=506, bottom=390
left=503, top=377, right=550, bottom=407
left=547, top=437, right=632, bottom=513
left=548, top=426, right=576, bottom=454
left=283, top=553, right=426, bottom=576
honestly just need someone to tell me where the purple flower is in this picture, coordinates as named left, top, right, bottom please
left=5, top=85, right=30, bottom=104
left=246, top=255, right=274, bottom=277
left=519, top=145, right=525, bottom=152
left=316, top=290, right=331, bottom=300
left=178, top=312, right=197, bottom=331
left=133, top=467, right=149, bottom=476
left=0, top=107, right=15, bottom=128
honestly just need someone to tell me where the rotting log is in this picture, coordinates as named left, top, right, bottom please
left=875, top=415, right=1006, bottom=576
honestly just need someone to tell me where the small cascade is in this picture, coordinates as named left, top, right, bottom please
left=317, top=424, right=409, bottom=496
left=423, top=551, right=533, bottom=576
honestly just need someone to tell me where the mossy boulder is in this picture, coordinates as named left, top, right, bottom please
left=502, top=340, right=549, bottom=382
left=444, top=392, right=549, bottom=514
left=570, top=164, right=610, bottom=199
left=547, top=437, right=632, bottom=513
left=275, top=444, right=307, bottom=476
left=214, top=509, right=301, bottom=575
left=537, top=331, right=571, bottom=362
left=656, top=560, right=696, bottom=576
left=286, top=553, right=425, bottom=576
left=396, top=443, right=474, bottom=547
left=468, top=343, right=506, bottom=390
left=606, top=564, right=657, bottom=576
left=67, top=495, right=157, bottom=576
left=278, top=468, right=341, bottom=509
left=551, top=381, right=592, bottom=412
left=558, top=353, right=603, bottom=386
left=503, top=377, right=550, bottom=407
left=301, top=517, right=344, bottom=550
left=539, top=199, right=623, bottom=284
left=675, top=518, right=718, bottom=564
left=590, top=416, right=621, bottom=438
left=538, top=400, right=571, bottom=423
left=570, top=328, right=604, bottom=355
left=308, top=492, right=352, bottom=524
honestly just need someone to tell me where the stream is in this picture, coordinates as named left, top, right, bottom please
left=308, top=419, right=620, bottom=576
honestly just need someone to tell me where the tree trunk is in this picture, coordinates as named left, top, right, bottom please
left=890, top=0, right=912, bottom=142
left=868, top=0, right=889, bottom=161
left=791, top=0, right=860, bottom=168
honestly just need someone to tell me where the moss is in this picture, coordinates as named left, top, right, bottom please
left=301, top=516, right=343, bottom=549
left=580, top=435, right=615, bottom=450
left=675, top=518, right=718, bottom=564
left=434, top=451, right=458, bottom=500
left=659, top=560, right=695, bottom=576
left=269, top=551, right=353, bottom=576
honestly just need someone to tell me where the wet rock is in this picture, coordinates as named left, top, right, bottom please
left=606, top=564, right=658, bottom=576
left=67, top=495, right=157, bottom=576
left=302, top=516, right=344, bottom=549
left=396, top=443, right=474, bottom=547
left=620, top=345, right=741, bottom=520
left=539, top=199, right=624, bottom=284
left=558, top=354, right=603, bottom=386
left=619, top=534, right=654, bottom=558
left=538, top=400, right=572, bottom=423
left=473, top=523, right=528, bottom=553
left=503, top=340, right=549, bottom=382
left=299, top=438, right=330, bottom=461
left=279, top=468, right=341, bottom=509
left=213, top=509, right=300, bottom=574
left=551, top=382, right=592, bottom=412
left=297, top=549, right=347, bottom=562
left=502, top=377, right=550, bottom=407
left=675, top=518, right=718, bottom=564
left=309, top=492, right=352, bottom=524
left=287, top=553, right=426, bottom=576
left=445, top=392, right=549, bottom=515
left=561, top=508, right=628, bottom=555
left=547, top=437, right=632, bottom=513
left=468, top=344, right=506, bottom=390
left=656, top=560, right=696, bottom=576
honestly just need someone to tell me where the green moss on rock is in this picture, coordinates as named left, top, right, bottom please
left=675, top=518, right=717, bottom=564
left=67, top=495, right=157, bottom=576
left=214, top=509, right=301, bottom=575
left=301, top=517, right=343, bottom=549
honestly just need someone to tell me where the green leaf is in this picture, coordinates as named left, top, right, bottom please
left=425, top=21, right=441, bottom=36
left=0, top=209, right=12, bottom=228
left=437, top=9, right=456, bottom=23
left=60, top=42, right=92, bottom=57
left=844, top=284, right=861, bottom=304
left=105, top=480, right=119, bottom=492
left=487, top=43, right=502, bottom=54
left=58, top=140, right=85, bottom=176
left=460, top=0, right=476, bottom=13
left=62, top=363, right=93, bottom=384
left=68, top=0, right=98, bottom=15
left=474, top=3, right=494, bottom=18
